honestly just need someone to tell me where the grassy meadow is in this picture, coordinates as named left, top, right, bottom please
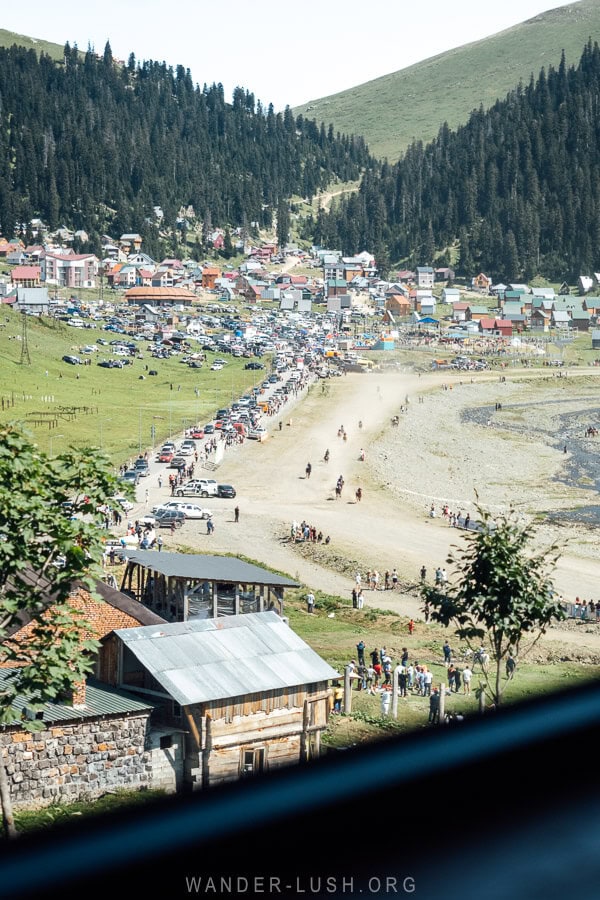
left=0, top=309, right=270, bottom=464
left=294, top=0, right=600, bottom=161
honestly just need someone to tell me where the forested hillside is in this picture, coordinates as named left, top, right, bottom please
left=309, top=41, right=600, bottom=281
left=0, top=43, right=369, bottom=253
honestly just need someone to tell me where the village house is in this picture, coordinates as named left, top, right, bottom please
left=416, top=266, right=434, bottom=289
left=10, top=265, right=41, bottom=288
left=551, top=310, right=571, bottom=330
left=201, top=266, right=221, bottom=290
left=478, top=317, right=512, bottom=337
left=0, top=577, right=167, bottom=809
left=578, top=275, right=594, bottom=295
left=471, top=273, right=492, bottom=294
left=442, top=287, right=460, bottom=303
left=465, top=305, right=490, bottom=322
left=385, top=293, right=411, bottom=317
left=452, top=302, right=469, bottom=322
left=100, top=611, right=338, bottom=789
left=119, top=233, right=143, bottom=254
left=14, top=287, right=50, bottom=316
left=531, top=308, right=551, bottom=331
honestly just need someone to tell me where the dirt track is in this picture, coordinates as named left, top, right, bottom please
left=135, top=367, right=600, bottom=656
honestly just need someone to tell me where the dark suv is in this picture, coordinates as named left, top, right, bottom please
left=154, top=509, right=185, bottom=529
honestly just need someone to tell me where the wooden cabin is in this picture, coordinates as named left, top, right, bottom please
left=119, top=551, right=299, bottom=621
left=103, top=612, right=339, bottom=788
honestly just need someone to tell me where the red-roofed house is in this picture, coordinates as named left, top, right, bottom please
left=452, top=303, right=469, bottom=322
left=11, top=265, right=41, bottom=287
left=478, top=318, right=512, bottom=336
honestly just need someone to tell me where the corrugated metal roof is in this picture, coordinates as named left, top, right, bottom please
left=122, top=551, right=299, bottom=588
left=116, top=612, right=339, bottom=705
left=0, top=673, right=154, bottom=727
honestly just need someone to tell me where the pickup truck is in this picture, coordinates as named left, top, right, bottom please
left=174, top=479, right=218, bottom=498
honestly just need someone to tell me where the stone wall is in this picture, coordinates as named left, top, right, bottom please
left=0, top=713, right=152, bottom=809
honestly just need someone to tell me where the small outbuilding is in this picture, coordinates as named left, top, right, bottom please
left=120, top=551, right=299, bottom=622
left=104, top=611, right=339, bottom=786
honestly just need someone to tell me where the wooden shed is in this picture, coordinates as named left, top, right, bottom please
left=120, top=551, right=299, bottom=622
left=104, top=612, right=339, bottom=788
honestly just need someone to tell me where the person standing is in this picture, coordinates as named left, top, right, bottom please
left=423, top=668, right=433, bottom=696
left=392, top=568, right=398, bottom=590
left=157, top=535, right=163, bottom=552
left=462, top=665, right=472, bottom=694
left=506, top=654, right=516, bottom=679
left=356, top=640, right=366, bottom=666
left=408, top=619, right=415, bottom=635
left=306, top=591, right=315, bottom=614
left=447, top=664, right=456, bottom=693
left=234, top=505, right=240, bottom=523
left=429, top=689, right=440, bottom=724
left=420, top=565, right=427, bottom=582
left=443, top=640, right=452, bottom=665
left=357, top=588, right=364, bottom=609
left=332, top=681, right=343, bottom=713
left=351, top=587, right=358, bottom=608
left=454, top=667, right=462, bottom=693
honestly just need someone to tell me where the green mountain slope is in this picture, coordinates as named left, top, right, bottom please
left=294, top=0, right=600, bottom=161
left=0, top=28, right=67, bottom=61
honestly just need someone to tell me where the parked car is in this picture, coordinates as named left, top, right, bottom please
left=244, top=362, right=264, bottom=370
left=153, top=508, right=186, bottom=528
left=133, top=458, right=150, bottom=476
left=158, top=449, right=174, bottom=463
left=62, top=354, right=81, bottom=365
left=247, top=427, right=268, bottom=440
left=216, top=484, right=236, bottom=498
left=153, top=501, right=212, bottom=519
left=121, top=470, right=140, bottom=486
left=190, top=428, right=205, bottom=439
left=174, top=479, right=218, bottom=498
left=169, top=456, right=187, bottom=470
left=111, top=495, right=133, bottom=514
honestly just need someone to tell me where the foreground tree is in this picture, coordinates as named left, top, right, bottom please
left=0, top=426, right=121, bottom=837
left=422, top=505, right=565, bottom=709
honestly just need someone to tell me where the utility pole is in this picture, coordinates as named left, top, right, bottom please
left=20, top=313, right=31, bottom=365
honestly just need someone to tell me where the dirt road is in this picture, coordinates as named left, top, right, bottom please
left=133, top=368, right=600, bottom=655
